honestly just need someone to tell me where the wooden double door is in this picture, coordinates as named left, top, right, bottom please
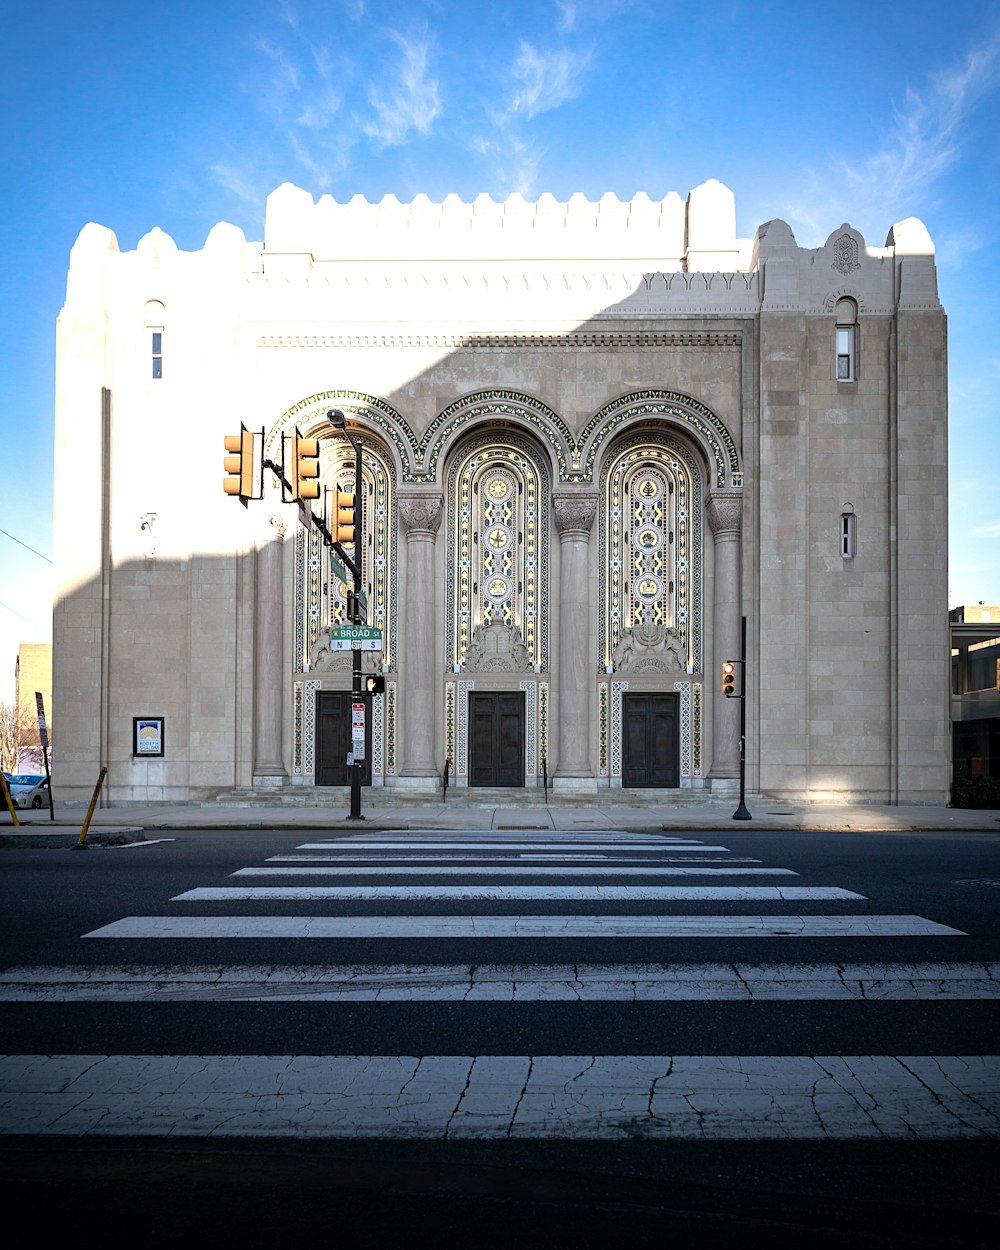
left=315, top=691, right=372, bottom=786
left=469, top=692, right=525, bottom=788
left=622, top=692, right=680, bottom=788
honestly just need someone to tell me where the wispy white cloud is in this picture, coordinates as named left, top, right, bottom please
left=501, top=41, right=591, bottom=122
left=972, top=520, right=1000, bottom=539
left=780, top=30, right=1000, bottom=246
left=363, top=30, right=441, bottom=147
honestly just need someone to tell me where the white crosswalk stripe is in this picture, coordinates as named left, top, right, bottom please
left=4, top=830, right=995, bottom=1141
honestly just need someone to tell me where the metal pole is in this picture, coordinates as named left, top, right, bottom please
left=348, top=436, right=365, bottom=821
left=76, top=767, right=108, bottom=847
left=733, top=614, right=752, bottom=820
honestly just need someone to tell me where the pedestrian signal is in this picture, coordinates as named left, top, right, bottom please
left=364, top=674, right=385, bottom=695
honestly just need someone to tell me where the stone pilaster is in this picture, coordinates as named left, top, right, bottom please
left=706, top=489, right=743, bottom=781
left=552, top=490, right=598, bottom=784
left=253, top=513, right=287, bottom=785
left=398, top=491, right=443, bottom=780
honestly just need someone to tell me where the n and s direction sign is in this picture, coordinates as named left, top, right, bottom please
left=326, top=625, right=383, bottom=651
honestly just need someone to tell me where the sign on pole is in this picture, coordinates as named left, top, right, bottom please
left=327, top=625, right=383, bottom=652
left=351, top=702, right=366, bottom=760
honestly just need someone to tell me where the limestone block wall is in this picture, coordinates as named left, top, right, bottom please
left=51, top=180, right=950, bottom=804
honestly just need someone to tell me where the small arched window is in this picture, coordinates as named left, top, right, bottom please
left=835, top=297, right=858, bottom=382
left=144, top=300, right=165, bottom=379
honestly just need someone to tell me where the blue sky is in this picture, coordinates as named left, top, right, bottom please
left=2, top=0, right=999, bottom=699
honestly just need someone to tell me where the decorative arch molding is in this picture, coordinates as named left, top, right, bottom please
left=577, top=390, right=742, bottom=489
left=414, top=390, right=572, bottom=485
left=266, top=389, right=417, bottom=480
left=822, top=288, right=869, bottom=314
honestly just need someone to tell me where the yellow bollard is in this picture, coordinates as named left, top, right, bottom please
left=76, top=767, right=108, bottom=848
left=0, top=772, right=20, bottom=827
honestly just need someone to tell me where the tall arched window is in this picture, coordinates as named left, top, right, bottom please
left=445, top=432, right=550, bottom=670
left=600, top=434, right=704, bottom=671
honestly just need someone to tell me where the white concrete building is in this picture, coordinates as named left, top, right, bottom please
left=52, top=179, right=950, bottom=805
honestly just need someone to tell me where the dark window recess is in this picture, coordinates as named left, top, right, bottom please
left=152, top=331, right=163, bottom=379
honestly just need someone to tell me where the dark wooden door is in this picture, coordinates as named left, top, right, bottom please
left=469, top=692, right=524, bottom=788
left=315, top=691, right=372, bottom=786
left=622, top=692, right=679, bottom=788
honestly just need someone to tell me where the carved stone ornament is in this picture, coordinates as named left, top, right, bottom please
left=831, top=232, right=861, bottom=276
left=310, top=627, right=384, bottom=674
left=552, top=491, right=598, bottom=536
left=611, top=621, right=687, bottom=673
left=398, top=493, right=443, bottom=534
left=461, top=622, right=533, bottom=673
left=706, top=490, right=743, bottom=537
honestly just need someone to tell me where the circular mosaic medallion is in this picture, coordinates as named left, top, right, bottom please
left=635, top=575, right=661, bottom=603
left=634, top=526, right=662, bottom=553
left=634, top=474, right=661, bottom=502
left=485, top=575, right=512, bottom=603
left=484, top=525, right=512, bottom=553
left=486, top=476, right=511, bottom=501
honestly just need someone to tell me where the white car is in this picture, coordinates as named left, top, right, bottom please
left=8, top=774, right=49, bottom=809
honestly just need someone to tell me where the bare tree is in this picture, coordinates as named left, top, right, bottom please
left=0, top=700, right=42, bottom=774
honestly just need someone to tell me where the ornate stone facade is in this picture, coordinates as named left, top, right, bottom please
left=51, top=180, right=951, bottom=804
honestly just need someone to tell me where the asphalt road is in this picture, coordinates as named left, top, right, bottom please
left=2, top=825, right=999, bottom=1247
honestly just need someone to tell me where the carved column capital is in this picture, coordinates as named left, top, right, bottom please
left=265, top=513, right=288, bottom=541
left=706, top=489, right=743, bottom=539
left=552, top=490, right=598, bottom=537
left=398, top=492, right=443, bottom=536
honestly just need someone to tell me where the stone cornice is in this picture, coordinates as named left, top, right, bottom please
left=257, top=331, right=744, bottom=349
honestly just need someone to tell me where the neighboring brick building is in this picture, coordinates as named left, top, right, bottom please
left=51, top=179, right=950, bottom=805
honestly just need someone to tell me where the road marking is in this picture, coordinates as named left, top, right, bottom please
left=3, top=962, right=997, bottom=1002
left=295, top=841, right=732, bottom=852
left=267, top=854, right=763, bottom=864
left=235, top=866, right=795, bottom=877
left=2, top=1053, right=996, bottom=1139
left=83, top=914, right=965, bottom=939
left=173, top=885, right=860, bottom=902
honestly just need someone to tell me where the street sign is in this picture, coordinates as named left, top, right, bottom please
left=327, top=625, right=383, bottom=651
left=351, top=702, right=366, bottom=760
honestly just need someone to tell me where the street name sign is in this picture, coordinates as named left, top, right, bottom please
left=326, top=625, right=383, bottom=651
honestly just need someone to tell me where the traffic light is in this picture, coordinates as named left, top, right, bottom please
left=722, top=661, right=737, bottom=698
left=364, top=674, right=385, bottom=696
left=223, top=425, right=257, bottom=505
left=330, top=490, right=356, bottom=544
left=285, top=430, right=320, bottom=502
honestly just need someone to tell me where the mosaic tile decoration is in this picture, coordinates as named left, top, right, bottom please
left=445, top=432, right=550, bottom=672
left=302, top=679, right=321, bottom=778
left=520, top=679, right=537, bottom=778
left=445, top=682, right=456, bottom=774
left=456, top=679, right=474, bottom=779
left=293, top=681, right=304, bottom=775
left=675, top=679, right=692, bottom=778
left=268, top=390, right=418, bottom=486
left=692, top=681, right=702, bottom=775
left=386, top=681, right=397, bottom=775
left=598, top=682, right=609, bottom=776
left=599, top=434, right=703, bottom=673
left=539, top=681, right=549, bottom=776
left=610, top=681, right=627, bottom=779
left=416, top=391, right=575, bottom=483
left=577, top=391, right=742, bottom=489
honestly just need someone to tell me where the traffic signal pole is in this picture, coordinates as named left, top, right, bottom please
left=348, top=434, right=364, bottom=820
left=733, top=614, right=752, bottom=821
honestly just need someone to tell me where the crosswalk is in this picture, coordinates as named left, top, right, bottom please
left=2, top=829, right=998, bottom=1141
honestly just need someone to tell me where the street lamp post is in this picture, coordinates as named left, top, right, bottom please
left=328, top=409, right=365, bottom=820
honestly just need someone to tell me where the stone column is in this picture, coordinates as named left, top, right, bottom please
left=552, top=490, right=598, bottom=787
left=706, top=489, right=743, bottom=781
left=253, top=513, right=287, bottom=786
left=398, top=492, right=443, bottom=783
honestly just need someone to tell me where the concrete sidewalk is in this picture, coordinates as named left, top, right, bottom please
left=3, top=795, right=999, bottom=846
